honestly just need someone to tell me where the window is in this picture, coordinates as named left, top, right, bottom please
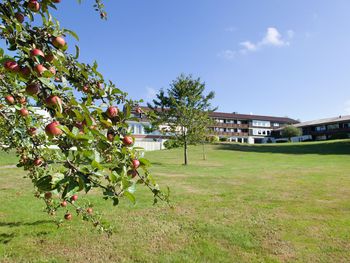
left=315, top=126, right=326, bottom=132
left=273, top=123, right=280, bottom=127
left=327, top=124, right=339, bottom=130
left=252, top=120, right=271, bottom=127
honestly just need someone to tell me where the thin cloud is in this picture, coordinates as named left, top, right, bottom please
left=219, top=27, right=294, bottom=59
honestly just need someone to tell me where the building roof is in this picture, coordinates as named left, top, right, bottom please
left=209, top=111, right=298, bottom=123
left=294, top=115, right=350, bottom=128
left=138, top=106, right=298, bottom=123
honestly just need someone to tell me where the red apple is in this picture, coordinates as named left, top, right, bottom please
left=132, top=159, right=140, bottom=169
left=26, top=83, right=41, bottom=95
left=127, top=170, right=138, bottom=178
left=27, top=127, right=37, bottom=136
left=19, top=108, right=29, bottom=117
left=45, top=95, right=62, bottom=107
left=44, top=192, right=52, bottom=199
left=123, top=136, right=134, bottom=146
left=106, top=106, right=118, bottom=119
left=107, top=133, right=114, bottom=142
left=64, top=213, right=72, bottom=220
left=45, top=53, right=55, bottom=63
left=15, top=13, right=24, bottom=23
left=71, top=194, right=78, bottom=202
left=28, top=0, right=40, bottom=12
left=82, top=85, right=89, bottom=93
left=136, top=107, right=142, bottom=114
left=34, top=64, right=47, bottom=76
left=60, top=200, right=67, bottom=207
left=5, top=95, right=15, bottom=105
left=86, top=208, right=93, bottom=214
left=18, top=97, right=26, bottom=105
left=20, top=66, right=31, bottom=77
left=52, top=36, right=66, bottom=49
left=45, top=121, right=62, bottom=136
left=33, top=158, right=43, bottom=166
left=4, top=60, right=20, bottom=72
left=30, top=48, right=45, bottom=58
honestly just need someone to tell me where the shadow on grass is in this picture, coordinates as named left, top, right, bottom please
left=0, top=233, right=15, bottom=244
left=0, top=219, right=54, bottom=228
left=216, top=140, right=350, bottom=155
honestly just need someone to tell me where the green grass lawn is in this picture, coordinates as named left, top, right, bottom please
left=1, top=140, right=350, bottom=262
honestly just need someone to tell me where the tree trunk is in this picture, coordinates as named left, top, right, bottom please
left=202, top=142, right=206, bottom=160
left=184, top=139, right=188, bottom=165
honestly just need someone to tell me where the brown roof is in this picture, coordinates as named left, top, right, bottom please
left=137, top=106, right=298, bottom=124
left=209, top=111, right=298, bottom=124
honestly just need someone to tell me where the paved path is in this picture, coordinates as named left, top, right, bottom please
left=0, top=165, right=17, bottom=169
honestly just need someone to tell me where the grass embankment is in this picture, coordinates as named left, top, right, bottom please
left=1, top=140, right=350, bottom=262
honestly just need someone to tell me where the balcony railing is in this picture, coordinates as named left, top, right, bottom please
left=212, top=131, right=249, bottom=137
left=209, top=123, right=249, bottom=128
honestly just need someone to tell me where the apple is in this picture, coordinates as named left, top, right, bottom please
left=123, top=136, right=134, bottom=146
left=15, top=13, right=24, bottom=23
left=44, top=192, right=52, bottom=199
left=64, top=213, right=72, bottom=220
left=33, top=158, right=43, bottom=166
left=86, top=208, right=93, bottom=214
left=18, top=97, right=26, bottom=105
left=82, top=85, right=89, bottom=93
left=45, top=95, right=61, bottom=107
left=30, top=48, right=45, bottom=58
left=45, top=121, right=62, bottom=136
left=5, top=95, right=15, bottom=105
left=71, top=194, right=78, bottom=202
left=28, top=0, right=40, bottom=12
left=127, top=170, right=138, bottom=178
left=60, top=200, right=67, bottom=207
left=45, top=53, right=55, bottom=63
left=19, top=108, right=29, bottom=117
left=27, top=127, right=37, bottom=136
left=132, top=159, right=140, bottom=169
left=136, top=107, right=142, bottom=114
left=4, top=60, right=20, bottom=72
left=107, top=132, right=114, bottom=142
left=20, top=66, right=31, bottom=77
left=106, top=106, right=118, bottom=119
left=26, top=83, right=41, bottom=95
left=49, top=67, right=56, bottom=75
left=52, top=36, right=66, bottom=49
left=34, top=64, right=47, bottom=76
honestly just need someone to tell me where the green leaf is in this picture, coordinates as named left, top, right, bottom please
left=124, top=191, right=136, bottom=204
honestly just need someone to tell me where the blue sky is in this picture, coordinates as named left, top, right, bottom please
left=46, top=1, right=350, bottom=120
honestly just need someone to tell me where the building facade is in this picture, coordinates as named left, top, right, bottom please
left=293, top=115, right=350, bottom=141
left=130, top=109, right=298, bottom=146
left=208, top=112, right=298, bottom=144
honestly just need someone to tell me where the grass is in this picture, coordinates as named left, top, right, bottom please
left=1, top=140, right=350, bottom=262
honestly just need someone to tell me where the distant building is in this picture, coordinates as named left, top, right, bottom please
left=130, top=108, right=298, bottom=146
left=294, top=115, right=350, bottom=141
left=209, top=112, right=298, bottom=144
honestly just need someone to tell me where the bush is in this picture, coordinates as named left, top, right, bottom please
left=329, top=133, right=350, bottom=140
left=219, top=137, right=228, bottom=142
left=164, top=139, right=183, bottom=149
left=206, top=135, right=219, bottom=143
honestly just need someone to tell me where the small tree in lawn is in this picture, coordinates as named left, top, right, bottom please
left=0, top=0, right=168, bottom=234
left=147, top=74, right=216, bottom=165
left=282, top=125, right=302, bottom=141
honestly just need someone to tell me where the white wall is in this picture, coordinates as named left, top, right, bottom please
left=134, top=139, right=165, bottom=151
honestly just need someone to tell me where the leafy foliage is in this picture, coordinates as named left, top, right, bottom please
left=147, top=74, right=216, bottom=165
left=0, top=0, right=168, bottom=234
left=281, top=125, right=302, bottom=140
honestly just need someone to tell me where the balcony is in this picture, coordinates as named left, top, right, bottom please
left=209, top=123, right=249, bottom=129
left=213, top=131, right=249, bottom=137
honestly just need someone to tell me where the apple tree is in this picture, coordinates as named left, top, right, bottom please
left=0, top=0, right=169, bottom=234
